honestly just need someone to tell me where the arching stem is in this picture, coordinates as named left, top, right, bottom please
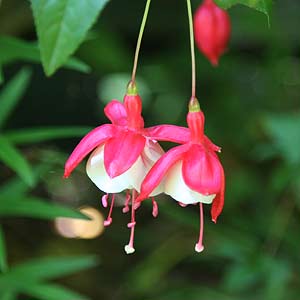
left=131, top=0, right=152, bottom=83
left=186, top=0, right=197, bottom=99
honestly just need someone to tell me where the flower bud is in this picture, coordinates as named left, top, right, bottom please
left=194, top=0, right=231, bottom=66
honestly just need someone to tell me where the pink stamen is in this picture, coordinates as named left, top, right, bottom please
left=152, top=198, right=158, bottom=218
left=122, top=190, right=131, bottom=213
left=101, top=194, right=109, bottom=208
left=103, top=194, right=115, bottom=227
left=195, top=202, right=204, bottom=253
left=125, top=190, right=137, bottom=254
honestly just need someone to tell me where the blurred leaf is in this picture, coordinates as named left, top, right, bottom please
left=0, top=162, right=55, bottom=197
left=21, top=283, right=88, bottom=300
left=149, top=285, right=238, bottom=300
left=264, top=259, right=291, bottom=300
left=0, top=136, right=34, bottom=186
left=0, top=290, right=16, bottom=300
left=214, top=0, right=272, bottom=23
left=263, top=113, right=300, bottom=164
left=0, top=196, right=90, bottom=220
left=6, top=256, right=98, bottom=282
left=127, top=233, right=192, bottom=295
left=0, top=68, right=32, bottom=128
left=4, top=126, right=92, bottom=144
left=0, top=226, right=8, bottom=273
left=0, top=36, right=90, bottom=80
left=30, top=0, right=109, bottom=75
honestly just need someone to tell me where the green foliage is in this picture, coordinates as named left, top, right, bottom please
left=214, top=0, right=272, bottom=23
left=0, top=226, right=8, bottom=273
left=4, top=126, right=93, bottom=144
left=30, top=0, right=109, bottom=75
left=0, top=35, right=91, bottom=83
left=0, top=195, right=89, bottom=220
left=263, top=113, right=300, bottom=164
left=0, top=68, right=32, bottom=128
left=0, top=256, right=98, bottom=300
left=0, top=136, right=35, bottom=186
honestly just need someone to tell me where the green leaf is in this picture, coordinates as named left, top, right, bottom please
left=30, top=0, right=109, bottom=75
left=0, top=196, right=90, bottom=220
left=0, top=226, right=8, bottom=273
left=263, top=113, right=300, bottom=164
left=0, top=36, right=90, bottom=80
left=0, top=136, right=34, bottom=186
left=0, top=68, right=32, bottom=128
left=4, top=126, right=92, bottom=144
left=214, top=0, right=272, bottom=24
left=21, top=283, right=88, bottom=300
left=6, top=256, right=98, bottom=282
left=0, top=290, right=17, bottom=300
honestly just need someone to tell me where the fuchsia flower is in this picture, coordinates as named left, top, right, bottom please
left=194, top=0, right=231, bottom=66
left=64, top=83, right=191, bottom=254
left=136, top=98, right=225, bottom=252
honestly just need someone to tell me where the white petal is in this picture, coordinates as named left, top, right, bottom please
left=164, top=161, right=216, bottom=204
left=86, top=140, right=164, bottom=195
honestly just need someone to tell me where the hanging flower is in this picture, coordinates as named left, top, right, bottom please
left=194, top=0, right=231, bottom=66
left=64, top=82, right=191, bottom=254
left=136, top=98, right=225, bottom=253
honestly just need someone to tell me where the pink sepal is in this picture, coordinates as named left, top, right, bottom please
left=211, top=165, right=225, bottom=223
left=64, top=124, right=114, bottom=178
left=104, top=130, right=146, bottom=178
left=204, top=136, right=221, bottom=152
left=146, top=125, right=191, bottom=144
left=182, top=144, right=222, bottom=194
left=104, top=100, right=127, bottom=126
left=137, top=144, right=190, bottom=201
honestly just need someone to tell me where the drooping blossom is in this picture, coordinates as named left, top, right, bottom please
left=64, top=82, right=191, bottom=254
left=136, top=98, right=225, bottom=252
left=194, top=0, right=231, bottom=66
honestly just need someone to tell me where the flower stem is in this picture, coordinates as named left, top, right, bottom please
left=131, top=0, right=152, bottom=83
left=186, top=0, right=197, bottom=99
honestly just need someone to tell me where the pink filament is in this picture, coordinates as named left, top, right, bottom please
left=103, top=194, right=115, bottom=227
left=152, top=198, right=159, bottom=218
left=122, top=190, right=131, bottom=213
left=195, top=202, right=204, bottom=252
left=127, top=190, right=137, bottom=249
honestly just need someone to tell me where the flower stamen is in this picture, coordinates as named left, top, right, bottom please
left=122, top=190, right=131, bottom=213
left=104, top=194, right=115, bottom=227
left=152, top=198, right=158, bottom=217
left=195, top=202, right=205, bottom=253
left=101, top=194, right=109, bottom=208
left=125, top=190, right=137, bottom=254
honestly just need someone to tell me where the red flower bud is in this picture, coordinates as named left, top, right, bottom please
left=194, top=0, right=231, bottom=66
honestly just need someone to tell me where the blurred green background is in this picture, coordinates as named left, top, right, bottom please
left=1, top=0, right=300, bottom=299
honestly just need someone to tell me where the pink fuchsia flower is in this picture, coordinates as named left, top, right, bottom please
left=64, top=82, right=191, bottom=254
left=194, top=0, right=231, bottom=66
left=136, top=98, right=225, bottom=253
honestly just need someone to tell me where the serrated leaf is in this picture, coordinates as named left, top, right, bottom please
left=0, top=226, right=8, bottom=273
left=0, top=136, right=35, bottom=186
left=0, top=36, right=91, bottom=80
left=0, top=196, right=90, bottom=220
left=214, top=0, right=272, bottom=24
left=21, top=283, right=88, bottom=300
left=6, top=256, right=98, bottom=282
left=30, top=0, right=109, bottom=75
left=263, top=113, right=300, bottom=164
left=0, top=68, right=32, bottom=128
left=4, top=126, right=92, bottom=144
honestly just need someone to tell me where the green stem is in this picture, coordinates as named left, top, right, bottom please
left=131, top=0, right=152, bottom=83
left=186, top=0, right=196, bottom=99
